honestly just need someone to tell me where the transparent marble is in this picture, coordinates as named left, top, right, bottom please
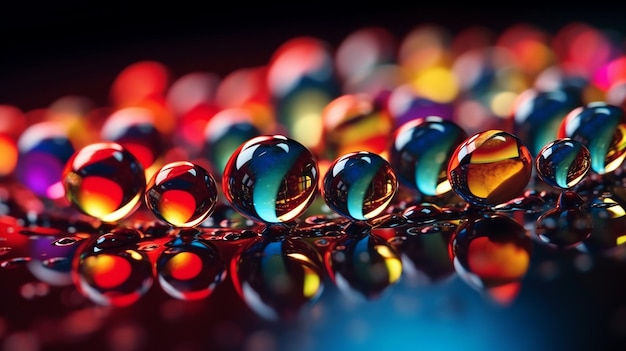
left=322, top=151, right=398, bottom=221
left=145, top=161, right=218, bottom=228
left=62, top=142, right=146, bottom=223
left=222, top=135, right=319, bottom=224
left=447, top=130, right=533, bottom=207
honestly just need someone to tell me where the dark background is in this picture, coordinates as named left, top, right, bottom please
left=2, top=3, right=626, bottom=111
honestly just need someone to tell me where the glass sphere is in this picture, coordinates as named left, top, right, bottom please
left=62, top=142, right=146, bottom=222
left=447, top=130, right=533, bottom=207
left=535, top=138, right=591, bottom=190
left=322, top=151, right=398, bottom=221
left=512, top=87, right=583, bottom=157
left=145, top=161, right=218, bottom=228
left=222, top=135, right=319, bottom=224
left=557, top=101, right=626, bottom=174
left=389, top=116, right=467, bottom=197
left=16, top=121, right=75, bottom=199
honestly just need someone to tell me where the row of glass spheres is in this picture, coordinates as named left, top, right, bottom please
left=61, top=100, right=620, bottom=229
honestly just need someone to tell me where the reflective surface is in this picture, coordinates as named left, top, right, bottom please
left=3, top=9, right=626, bottom=351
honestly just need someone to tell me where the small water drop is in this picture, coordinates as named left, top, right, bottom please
left=1, top=257, right=31, bottom=268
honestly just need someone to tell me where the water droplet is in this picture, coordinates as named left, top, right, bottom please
left=314, top=238, right=329, bottom=247
left=1, top=257, right=31, bottom=268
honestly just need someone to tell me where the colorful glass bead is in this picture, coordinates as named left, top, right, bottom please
left=145, top=161, right=218, bottom=228
left=449, top=214, right=532, bottom=290
left=535, top=138, right=591, bottom=190
left=512, top=87, right=583, bottom=157
left=386, top=84, right=455, bottom=128
left=557, top=101, right=626, bottom=174
left=322, top=151, right=398, bottom=221
left=101, top=107, right=164, bottom=170
left=321, top=93, right=393, bottom=161
left=62, top=142, right=146, bottom=223
left=231, top=235, right=325, bottom=320
left=156, top=236, right=226, bottom=300
left=0, top=133, right=18, bottom=178
left=535, top=191, right=592, bottom=249
left=222, top=135, right=319, bottom=224
left=16, top=121, right=75, bottom=199
left=447, top=129, right=533, bottom=207
left=203, top=108, right=261, bottom=178
left=390, top=116, right=468, bottom=197
left=267, top=37, right=341, bottom=155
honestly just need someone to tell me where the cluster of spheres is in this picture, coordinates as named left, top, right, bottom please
left=4, top=20, right=626, bottom=323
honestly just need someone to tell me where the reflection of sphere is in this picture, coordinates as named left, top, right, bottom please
left=535, top=191, right=592, bottom=249
left=73, top=230, right=154, bottom=307
left=145, top=161, right=218, bottom=228
left=326, top=232, right=402, bottom=300
left=447, top=130, right=533, bottom=206
left=322, top=151, right=398, bottom=221
left=387, top=224, right=455, bottom=284
left=231, top=236, right=325, bottom=321
left=222, top=135, right=319, bottom=224
left=581, top=191, right=626, bottom=256
left=557, top=102, right=626, bottom=175
left=449, top=214, right=532, bottom=290
left=535, top=138, right=590, bottom=190
left=62, top=142, right=146, bottom=222
left=390, top=116, right=467, bottom=197
left=156, top=237, right=226, bottom=300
